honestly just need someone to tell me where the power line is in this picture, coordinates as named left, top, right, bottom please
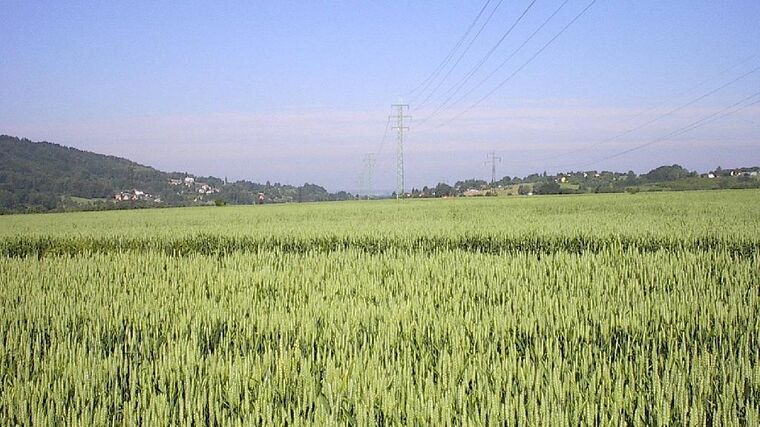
left=417, top=0, right=539, bottom=125
left=437, top=0, right=598, bottom=128
left=414, top=0, right=505, bottom=111
left=618, top=53, right=759, bottom=126
left=375, top=115, right=392, bottom=157
left=358, top=110, right=392, bottom=198
left=422, top=0, right=571, bottom=125
left=495, top=55, right=760, bottom=170
left=406, top=0, right=493, bottom=101
left=538, top=63, right=760, bottom=163
left=572, top=89, right=760, bottom=169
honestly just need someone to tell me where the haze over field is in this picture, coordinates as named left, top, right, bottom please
left=2, top=1, right=759, bottom=190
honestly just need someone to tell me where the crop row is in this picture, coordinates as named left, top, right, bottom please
left=1, top=233, right=759, bottom=258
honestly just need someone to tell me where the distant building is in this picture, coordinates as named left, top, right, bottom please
left=113, top=188, right=157, bottom=202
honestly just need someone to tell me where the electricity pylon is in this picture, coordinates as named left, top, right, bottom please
left=363, top=153, right=375, bottom=198
left=486, top=151, right=501, bottom=185
left=391, top=104, right=410, bottom=199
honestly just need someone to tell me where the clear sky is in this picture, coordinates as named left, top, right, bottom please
left=2, top=1, right=759, bottom=191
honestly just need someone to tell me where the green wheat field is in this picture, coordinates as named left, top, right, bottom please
left=1, top=190, right=759, bottom=425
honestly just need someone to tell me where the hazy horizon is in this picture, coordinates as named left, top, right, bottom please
left=2, top=1, right=759, bottom=191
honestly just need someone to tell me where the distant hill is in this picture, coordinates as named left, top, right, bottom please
left=2, top=134, right=758, bottom=213
left=0, top=135, right=351, bottom=213
left=0, top=135, right=178, bottom=212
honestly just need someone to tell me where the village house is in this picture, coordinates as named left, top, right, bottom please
left=196, top=183, right=219, bottom=194
left=113, top=189, right=154, bottom=202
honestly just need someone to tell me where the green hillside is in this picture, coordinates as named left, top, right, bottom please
left=0, top=135, right=350, bottom=213
left=0, top=135, right=178, bottom=212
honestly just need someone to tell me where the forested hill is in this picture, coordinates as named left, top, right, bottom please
left=0, top=135, right=351, bottom=213
left=0, top=135, right=176, bottom=211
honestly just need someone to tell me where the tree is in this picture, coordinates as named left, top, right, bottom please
left=533, top=181, right=561, bottom=195
left=435, top=182, right=453, bottom=197
left=625, top=170, right=638, bottom=185
left=643, top=165, right=690, bottom=182
left=454, top=179, right=488, bottom=192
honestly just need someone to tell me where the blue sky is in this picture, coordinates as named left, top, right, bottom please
left=2, top=1, right=759, bottom=191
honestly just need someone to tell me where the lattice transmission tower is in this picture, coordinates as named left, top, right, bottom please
left=390, top=104, right=410, bottom=199
left=363, top=153, right=375, bottom=198
left=486, top=151, right=501, bottom=185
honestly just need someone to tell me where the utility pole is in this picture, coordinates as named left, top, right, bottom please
left=363, top=153, right=376, bottom=199
left=391, top=104, right=410, bottom=199
left=486, top=151, right=501, bottom=185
